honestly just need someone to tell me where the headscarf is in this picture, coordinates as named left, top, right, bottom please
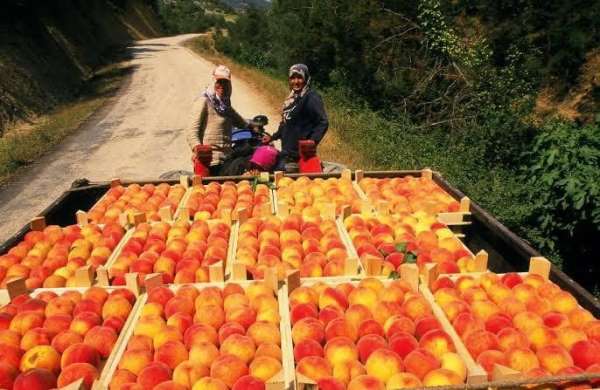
left=282, top=64, right=311, bottom=123
left=203, top=65, right=232, bottom=116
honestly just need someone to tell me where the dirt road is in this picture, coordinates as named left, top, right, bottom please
left=0, top=34, right=280, bottom=242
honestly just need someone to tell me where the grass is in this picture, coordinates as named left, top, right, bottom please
left=184, top=35, right=372, bottom=169
left=0, top=63, right=132, bottom=183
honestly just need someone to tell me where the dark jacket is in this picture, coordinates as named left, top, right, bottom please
left=272, top=90, right=328, bottom=161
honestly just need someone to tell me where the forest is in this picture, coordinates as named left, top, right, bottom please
left=158, top=0, right=600, bottom=293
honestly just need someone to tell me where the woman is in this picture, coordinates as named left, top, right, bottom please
left=186, top=65, right=249, bottom=175
left=263, top=64, right=329, bottom=172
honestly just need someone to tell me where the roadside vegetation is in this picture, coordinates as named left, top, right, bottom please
left=183, top=1, right=600, bottom=293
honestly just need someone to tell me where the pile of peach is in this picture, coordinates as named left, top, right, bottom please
left=0, top=286, right=135, bottom=389
left=186, top=181, right=272, bottom=220
left=112, top=282, right=283, bottom=389
left=289, top=278, right=468, bottom=389
left=431, top=272, right=600, bottom=383
left=359, top=176, right=461, bottom=215
left=343, top=214, right=474, bottom=276
left=276, top=177, right=363, bottom=216
left=109, top=220, right=230, bottom=285
left=0, top=223, right=125, bottom=289
left=236, top=214, right=350, bottom=279
left=89, top=183, right=186, bottom=224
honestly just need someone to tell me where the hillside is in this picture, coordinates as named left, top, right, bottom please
left=221, top=0, right=271, bottom=10
left=0, top=0, right=162, bottom=135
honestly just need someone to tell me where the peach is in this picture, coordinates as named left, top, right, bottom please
left=289, top=287, right=319, bottom=307
left=551, top=291, right=578, bottom=314
left=256, top=343, right=282, bottom=361
left=137, top=361, right=172, bottom=389
left=165, top=296, right=195, bottom=319
left=570, top=340, right=600, bottom=370
left=155, top=340, right=188, bottom=370
left=513, top=311, right=543, bottom=334
left=148, top=286, right=175, bottom=306
left=45, top=297, right=74, bottom=317
left=423, top=368, right=462, bottom=386
left=292, top=317, right=325, bottom=345
left=365, top=348, right=403, bottom=383
left=61, top=342, right=101, bottom=369
left=57, top=362, right=99, bottom=389
left=431, top=277, right=455, bottom=292
left=189, top=342, right=219, bottom=367
left=583, top=320, right=600, bottom=342
left=527, top=326, right=557, bottom=351
left=527, top=297, right=553, bottom=316
left=73, top=299, right=102, bottom=317
left=83, top=326, right=118, bottom=358
left=402, top=296, right=431, bottom=321
left=103, top=316, right=125, bottom=333
left=419, top=329, right=455, bottom=358
left=10, top=311, right=44, bottom=335
left=154, top=381, right=187, bottom=390
left=316, top=377, right=345, bottom=390
left=43, top=314, right=72, bottom=336
left=118, top=349, right=153, bottom=375
left=386, top=372, right=423, bottom=389
left=568, top=309, right=595, bottom=329
left=443, top=300, right=471, bottom=322
left=477, top=350, right=508, bottom=378
left=357, top=319, right=385, bottom=339
left=507, top=348, right=540, bottom=372
left=12, top=368, right=57, bottom=390
left=452, top=312, right=484, bottom=338
left=324, top=337, right=359, bottom=366
left=290, top=303, right=318, bottom=325
left=20, top=345, right=60, bottom=374
left=348, top=287, right=378, bottom=312
left=497, top=327, right=530, bottom=351
left=141, top=302, right=164, bottom=317
left=345, top=304, right=372, bottom=330
left=388, top=333, right=417, bottom=359
left=440, top=352, right=467, bottom=381
left=249, top=356, right=282, bottom=381
left=220, top=334, right=256, bottom=363
left=326, top=318, right=357, bottom=342
left=134, top=315, right=167, bottom=339
left=69, top=311, right=102, bottom=335
left=51, top=330, right=83, bottom=354
left=319, top=288, right=348, bottom=312
left=172, top=360, right=209, bottom=388
left=191, top=377, right=228, bottom=390
left=434, top=288, right=460, bottom=308
left=184, top=323, right=218, bottom=348
left=319, top=306, right=344, bottom=327
left=294, top=339, right=324, bottom=362
left=347, top=375, right=385, bottom=390
left=210, top=354, right=249, bottom=388
left=384, top=315, right=415, bottom=340
left=194, top=304, right=225, bottom=330
left=404, top=348, right=441, bottom=380
left=297, top=356, right=333, bottom=382
left=464, top=330, right=499, bottom=359
left=167, top=312, right=193, bottom=335
left=127, top=335, right=154, bottom=351
left=471, top=300, right=501, bottom=321
left=557, top=328, right=588, bottom=352
left=247, top=321, right=280, bottom=346
left=226, top=306, right=257, bottom=330
left=498, top=297, right=527, bottom=317
left=543, top=311, right=569, bottom=329
left=0, top=329, right=21, bottom=347
left=83, top=287, right=109, bottom=305
left=154, top=325, right=184, bottom=349
left=535, top=344, right=574, bottom=374
left=414, top=315, right=442, bottom=339
left=485, top=313, right=513, bottom=334
left=232, top=375, right=266, bottom=390
left=20, top=327, right=52, bottom=351
left=110, top=369, right=137, bottom=390
left=218, top=322, right=245, bottom=345
left=0, top=362, right=16, bottom=389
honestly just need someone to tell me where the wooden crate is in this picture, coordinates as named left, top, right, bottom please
left=0, top=283, right=143, bottom=390
left=85, top=177, right=190, bottom=227
left=283, top=264, right=488, bottom=389
left=421, top=257, right=600, bottom=384
left=354, top=169, right=472, bottom=229
left=0, top=214, right=134, bottom=291
left=101, top=279, right=293, bottom=389
left=338, top=208, right=488, bottom=277
left=100, top=211, right=235, bottom=286
left=228, top=210, right=364, bottom=282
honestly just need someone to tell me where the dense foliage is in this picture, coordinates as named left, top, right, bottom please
left=155, top=0, right=227, bottom=34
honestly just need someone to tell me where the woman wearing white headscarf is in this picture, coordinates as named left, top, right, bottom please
left=186, top=65, right=249, bottom=173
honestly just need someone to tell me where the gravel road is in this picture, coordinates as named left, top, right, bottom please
left=0, top=34, right=280, bottom=242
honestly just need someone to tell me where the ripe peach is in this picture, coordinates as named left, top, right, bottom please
left=386, top=372, right=423, bottom=389
left=356, top=320, right=383, bottom=339
left=127, top=335, right=154, bottom=351
left=51, top=330, right=83, bottom=354
left=12, top=368, right=57, bottom=390
left=570, top=340, right=600, bottom=369
left=154, top=381, right=187, bottom=390
left=57, top=362, right=99, bottom=389
left=289, top=287, right=319, bottom=307
left=536, top=344, right=574, bottom=374
left=218, top=322, right=245, bottom=345
left=73, top=299, right=102, bottom=317
left=485, top=313, right=513, bottom=334
left=497, top=327, right=530, bottom=351
left=134, top=315, right=167, bottom=339
left=465, top=330, right=499, bottom=359
left=568, top=309, right=595, bottom=329
left=220, top=334, right=256, bottom=363
left=194, top=304, right=225, bottom=330
left=543, top=312, right=569, bottom=329
left=247, top=321, right=280, bottom=346
left=292, top=317, right=325, bottom=345
left=507, top=348, right=540, bottom=372
left=294, top=339, right=324, bottom=362
left=61, top=342, right=101, bottom=369
left=297, top=356, right=333, bottom=382
left=325, top=318, right=357, bottom=342
left=402, top=295, right=431, bottom=321
left=551, top=291, right=578, bottom=314
left=0, top=362, right=16, bottom=389
left=443, top=300, right=471, bottom=322
left=42, top=314, right=72, bottom=337
left=319, top=306, right=344, bottom=327
left=187, top=342, right=219, bottom=368
left=316, top=377, right=344, bottom=390
left=365, top=348, right=403, bottom=383
left=345, top=304, right=373, bottom=330
left=319, top=288, right=348, bottom=312
left=69, top=311, right=102, bottom=335
left=20, top=345, right=60, bottom=374
left=210, top=354, right=249, bottom=388
left=256, top=343, right=282, bottom=361
left=104, top=316, right=125, bottom=333
left=513, top=311, right=544, bottom=334
left=527, top=326, right=557, bottom=351
left=0, top=329, right=20, bottom=347
left=347, top=375, right=385, bottom=390
left=83, top=326, right=118, bottom=358
left=137, top=361, right=172, bottom=389
left=20, top=327, right=52, bottom=351
left=172, top=360, right=209, bottom=388
left=414, top=315, right=442, bottom=339
left=404, top=348, right=441, bottom=380
left=166, top=312, right=193, bottom=335
left=110, top=369, right=137, bottom=390
left=477, top=350, right=508, bottom=378
left=440, top=352, right=467, bottom=381
left=9, top=311, right=44, bottom=335
left=249, top=356, right=281, bottom=382
left=232, top=375, right=265, bottom=390
left=419, top=329, right=455, bottom=358
left=165, top=296, right=195, bottom=319
left=45, top=297, right=74, bottom=317
left=118, top=349, right=153, bottom=375
left=423, top=368, right=462, bottom=386
left=191, top=377, right=228, bottom=390
left=384, top=315, right=415, bottom=340
left=184, top=323, right=218, bottom=348
left=324, top=337, right=359, bottom=366
left=583, top=320, right=600, bottom=342
left=226, top=306, right=257, bottom=330
left=155, top=340, right=188, bottom=370
left=148, top=286, right=175, bottom=306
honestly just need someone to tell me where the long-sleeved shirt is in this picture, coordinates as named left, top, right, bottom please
left=272, top=90, right=328, bottom=161
left=185, top=96, right=248, bottom=166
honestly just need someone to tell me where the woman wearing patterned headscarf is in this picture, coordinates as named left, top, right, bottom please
left=186, top=65, right=249, bottom=174
left=263, top=64, right=329, bottom=172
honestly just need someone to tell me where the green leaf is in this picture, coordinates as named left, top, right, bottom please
left=388, top=271, right=400, bottom=280
left=395, top=242, right=407, bottom=253
left=405, top=252, right=417, bottom=264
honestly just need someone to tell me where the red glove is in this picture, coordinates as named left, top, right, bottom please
left=298, top=140, right=317, bottom=159
left=193, top=144, right=213, bottom=165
